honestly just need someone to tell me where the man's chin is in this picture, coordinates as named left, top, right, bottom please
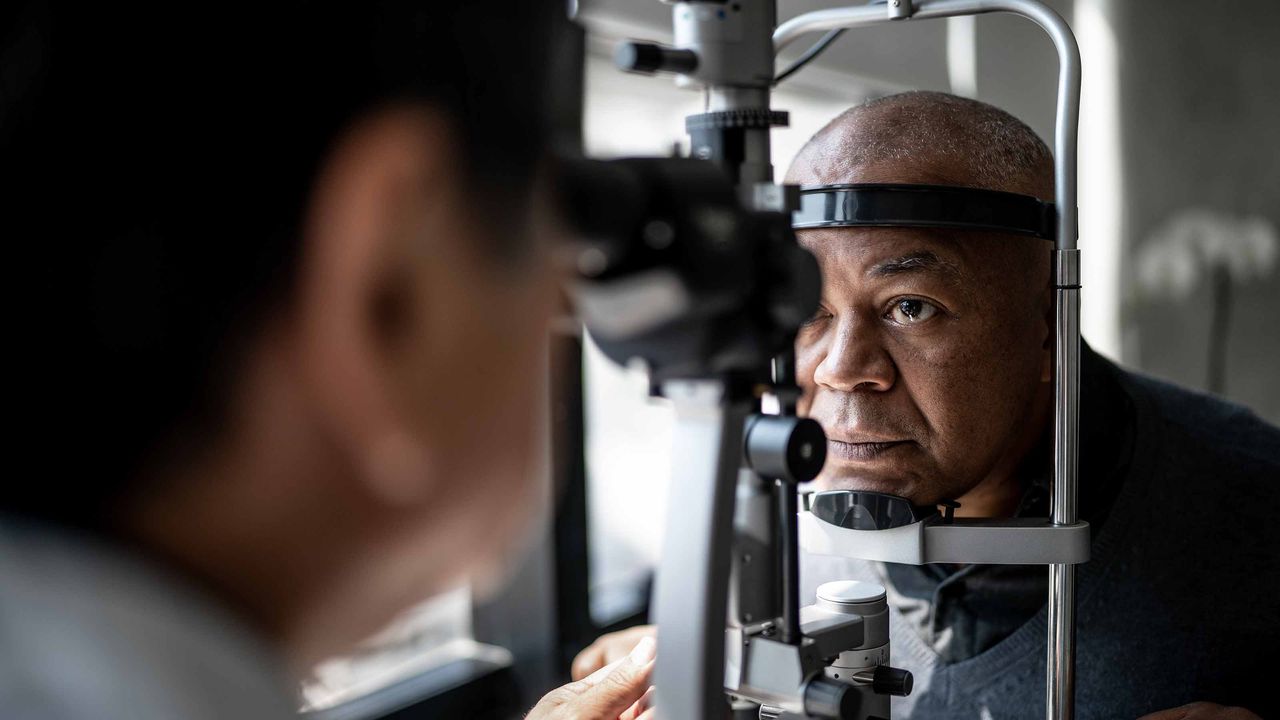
left=813, top=474, right=923, bottom=502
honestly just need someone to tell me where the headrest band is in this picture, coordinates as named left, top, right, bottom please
left=792, top=183, right=1056, bottom=240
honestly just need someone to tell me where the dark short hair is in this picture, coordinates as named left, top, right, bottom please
left=2, top=2, right=562, bottom=526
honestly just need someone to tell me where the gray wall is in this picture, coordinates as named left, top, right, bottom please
left=1113, top=0, right=1280, bottom=423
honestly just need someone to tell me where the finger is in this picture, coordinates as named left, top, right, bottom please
left=637, top=708, right=656, bottom=720
left=581, top=653, right=628, bottom=684
left=1136, top=706, right=1192, bottom=720
left=535, top=655, right=629, bottom=712
left=620, top=686, right=655, bottom=720
left=625, top=625, right=658, bottom=645
left=528, top=672, right=612, bottom=720
left=547, top=636, right=655, bottom=711
left=1181, top=706, right=1260, bottom=720
left=571, top=645, right=605, bottom=682
left=1136, top=702, right=1261, bottom=720
left=577, top=625, right=658, bottom=680
left=613, top=627, right=658, bottom=666
left=572, top=637, right=657, bottom=719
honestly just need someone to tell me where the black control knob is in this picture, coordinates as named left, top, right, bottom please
left=744, top=415, right=827, bottom=484
left=615, top=41, right=699, bottom=75
left=803, top=677, right=860, bottom=719
left=873, top=665, right=914, bottom=697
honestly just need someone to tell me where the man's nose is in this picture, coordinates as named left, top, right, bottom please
left=812, top=314, right=896, bottom=392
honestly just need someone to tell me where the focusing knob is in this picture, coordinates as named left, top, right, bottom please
left=872, top=665, right=914, bottom=697
left=744, top=415, right=827, bottom=483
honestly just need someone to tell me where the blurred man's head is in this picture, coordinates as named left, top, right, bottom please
left=4, top=2, right=564, bottom=664
left=786, top=91, right=1055, bottom=516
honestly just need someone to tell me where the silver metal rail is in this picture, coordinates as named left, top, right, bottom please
left=651, top=381, right=754, bottom=720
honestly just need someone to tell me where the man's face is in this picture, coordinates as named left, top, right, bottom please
left=795, top=226, right=1051, bottom=505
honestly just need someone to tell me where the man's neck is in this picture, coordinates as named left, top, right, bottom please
left=953, top=471, right=1027, bottom=518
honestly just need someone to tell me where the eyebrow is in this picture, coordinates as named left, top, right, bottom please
left=866, top=251, right=964, bottom=283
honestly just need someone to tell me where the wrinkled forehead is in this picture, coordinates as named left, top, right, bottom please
left=796, top=224, right=1051, bottom=305
left=798, top=226, right=974, bottom=282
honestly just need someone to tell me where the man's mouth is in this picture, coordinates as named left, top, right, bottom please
left=826, top=439, right=911, bottom=461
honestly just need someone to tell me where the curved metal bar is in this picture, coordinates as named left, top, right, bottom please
left=773, top=5, right=886, bottom=56
left=775, top=3, right=1082, bottom=719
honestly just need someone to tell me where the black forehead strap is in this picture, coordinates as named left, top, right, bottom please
left=793, top=183, right=1056, bottom=241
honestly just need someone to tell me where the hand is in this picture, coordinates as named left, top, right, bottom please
left=1137, top=702, right=1261, bottom=719
left=572, top=625, right=658, bottom=681
left=527, top=636, right=656, bottom=720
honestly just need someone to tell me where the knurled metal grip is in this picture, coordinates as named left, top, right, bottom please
left=686, top=109, right=790, bottom=131
left=1055, top=248, right=1080, bottom=288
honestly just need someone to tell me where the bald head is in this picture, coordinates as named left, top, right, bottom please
left=786, top=90, right=1053, bottom=201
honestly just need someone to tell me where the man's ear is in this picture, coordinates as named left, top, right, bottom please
left=292, top=106, right=458, bottom=507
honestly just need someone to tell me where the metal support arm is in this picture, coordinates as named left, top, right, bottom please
left=651, top=381, right=754, bottom=720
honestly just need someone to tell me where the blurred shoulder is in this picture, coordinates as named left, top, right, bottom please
left=1110, top=358, right=1280, bottom=484
left=0, top=520, right=294, bottom=720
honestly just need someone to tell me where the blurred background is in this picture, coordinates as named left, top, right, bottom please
left=304, top=1, right=1280, bottom=717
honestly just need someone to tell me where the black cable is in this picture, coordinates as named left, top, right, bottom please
left=773, top=28, right=846, bottom=85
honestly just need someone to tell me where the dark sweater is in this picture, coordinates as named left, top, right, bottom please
left=879, top=345, right=1135, bottom=665
left=802, top=351, right=1280, bottom=718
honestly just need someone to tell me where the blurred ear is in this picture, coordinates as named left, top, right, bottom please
left=292, top=106, right=459, bottom=507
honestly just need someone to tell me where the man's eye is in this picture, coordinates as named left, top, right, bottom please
left=887, top=298, right=939, bottom=324
left=802, top=309, right=831, bottom=327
